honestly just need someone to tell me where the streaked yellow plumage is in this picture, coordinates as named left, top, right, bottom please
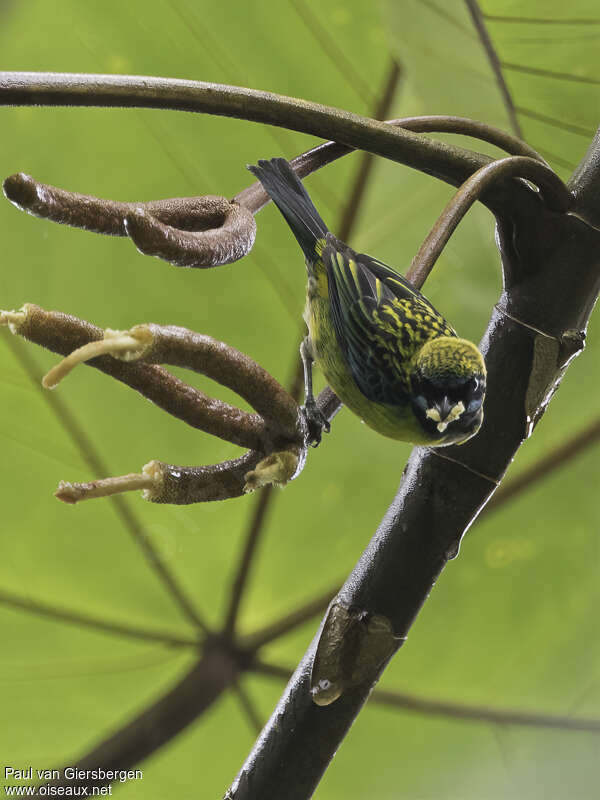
left=249, top=158, right=486, bottom=447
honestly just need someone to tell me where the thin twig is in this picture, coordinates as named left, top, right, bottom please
left=486, top=417, right=600, bottom=513
left=515, top=106, right=595, bottom=138
left=241, top=585, right=339, bottom=651
left=501, top=61, right=600, bottom=86
left=483, top=15, right=600, bottom=25
left=222, top=485, right=275, bottom=637
left=0, top=587, right=199, bottom=648
left=337, top=61, right=403, bottom=240
left=465, top=0, right=523, bottom=137
left=288, top=0, right=377, bottom=107
left=370, top=688, right=600, bottom=733
left=251, top=661, right=600, bottom=733
left=232, top=681, right=264, bottom=735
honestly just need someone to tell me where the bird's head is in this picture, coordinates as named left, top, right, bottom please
left=410, top=337, right=486, bottom=446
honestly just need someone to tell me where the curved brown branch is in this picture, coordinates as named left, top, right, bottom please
left=2, top=304, right=307, bottom=504
left=3, top=114, right=545, bottom=273
left=1, top=73, right=554, bottom=241
left=123, top=201, right=255, bottom=267
left=0, top=72, right=492, bottom=190
left=406, top=156, right=572, bottom=287
left=2, top=304, right=274, bottom=452
left=236, top=114, right=546, bottom=213
left=3, top=173, right=256, bottom=268
left=134, top=323, right=299, bottom=438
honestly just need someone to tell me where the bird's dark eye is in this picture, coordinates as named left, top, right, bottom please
left=464, top=375, right=485, bottom=415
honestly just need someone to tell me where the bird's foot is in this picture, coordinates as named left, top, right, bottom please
left=300, top=401, right=331, bottom=447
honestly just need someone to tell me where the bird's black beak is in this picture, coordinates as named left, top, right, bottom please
left=424, top=395, right=466, bottom=434
left=435, top=396, right=453, bottom=421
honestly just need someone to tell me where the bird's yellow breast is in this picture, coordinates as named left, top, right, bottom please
left=303, top=261, right=432, bottom=443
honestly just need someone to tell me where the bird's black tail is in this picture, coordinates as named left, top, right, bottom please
left=248, top=158, right=329, bottom=262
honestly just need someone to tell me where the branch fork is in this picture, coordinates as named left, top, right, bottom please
left=1, top=304, right=307, bottom=504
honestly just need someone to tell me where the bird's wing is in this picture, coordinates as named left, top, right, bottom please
left=323, top=234, right=455, bottom=404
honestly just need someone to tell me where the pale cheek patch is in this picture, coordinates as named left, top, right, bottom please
left=425, top=407, right=441, bottom=423
left=426, top=401, right=465, bottom=433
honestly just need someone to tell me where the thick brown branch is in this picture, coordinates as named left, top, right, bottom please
left=228, top=416, right=600, bottom=646
left=0, top=71, right=490, bottom=194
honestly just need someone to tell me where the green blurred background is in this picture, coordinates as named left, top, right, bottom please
left=0, top=1, right=598, bottom=797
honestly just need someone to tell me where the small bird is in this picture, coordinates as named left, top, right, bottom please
left=248, top=158, right=486, bottom=447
